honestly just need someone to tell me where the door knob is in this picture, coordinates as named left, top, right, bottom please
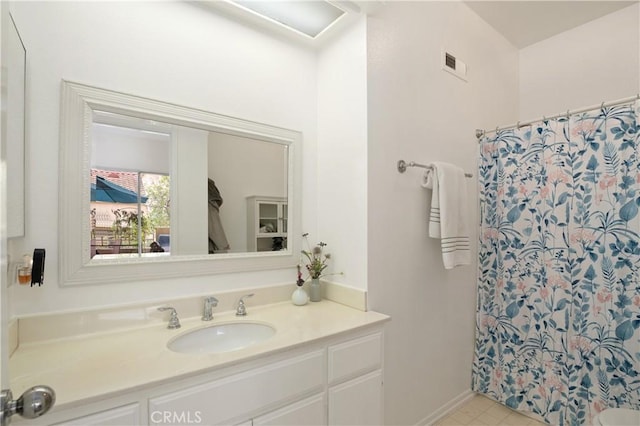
left=0, top=386, right=55, bottom=426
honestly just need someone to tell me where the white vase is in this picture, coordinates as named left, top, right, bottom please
left=291, top=286, right=309, bottom=306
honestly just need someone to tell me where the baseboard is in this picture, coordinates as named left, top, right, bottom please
left=416, top=389, right=476, bottom=426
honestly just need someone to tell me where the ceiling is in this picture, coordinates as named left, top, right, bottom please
left=465, top=1, right=638, bottom=48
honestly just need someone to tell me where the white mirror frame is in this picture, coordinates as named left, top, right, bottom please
left=59, top=80, right=301, bottom=286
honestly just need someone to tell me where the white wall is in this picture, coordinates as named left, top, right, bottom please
left=8, top=1, right=318, bottom=315
left=208, top=132, right=286, bottom=253
left=519, top=3, right=640, bottom=119
left=92, top=124, right=171, bottom=173
left=366, top=2, right=519, bottom=424
left=317, top=16, right=368, bottom=289
left=173, top=126, right=209, bottom=256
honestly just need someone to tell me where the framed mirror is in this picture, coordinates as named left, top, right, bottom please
left=59, top=81, right=301, bottom=286
left=6, top=12, right=26, bottom=238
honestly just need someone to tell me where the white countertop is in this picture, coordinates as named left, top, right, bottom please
left=10, top=300, right=389, bottom=410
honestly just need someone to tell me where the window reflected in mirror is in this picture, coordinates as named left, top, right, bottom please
left=90, top=170, right=170, bottom=258
left=90, top=111, right=172, bottom=259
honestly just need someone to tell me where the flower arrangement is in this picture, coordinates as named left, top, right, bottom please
left=300, top=233, right=331, bottom=280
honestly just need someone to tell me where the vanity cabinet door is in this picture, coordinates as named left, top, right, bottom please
left=252, top=393, right=325, bottom=426
left=149, top=351, right=324, bottom=425
left=328, top=370, right=383, bottom=426
left=51, top=403, right=140, bottom=426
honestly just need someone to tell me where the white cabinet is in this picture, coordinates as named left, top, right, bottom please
left=22, top=327, right=383, bottom=426
left=149, top=351, right=324, bottom=425
left=246, top=196, right=287, bottom=252
left=52, top=404, right=140, bottom=426
left=252, top=394, right=325, bottom=425
left=328, top=371, right=383, bottom=425
left=327, top=332, right=384, bottom=425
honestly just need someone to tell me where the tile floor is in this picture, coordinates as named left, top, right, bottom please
left=435, top=394, right=547, bottom=425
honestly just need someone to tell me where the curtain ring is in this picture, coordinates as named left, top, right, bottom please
left=516, top=121, right=521, bottom=129
left=601, top=101, right=605, bottom=109
left=542, top=115, right=546, bottom=122
left=566, top=109, right=570, bottom=118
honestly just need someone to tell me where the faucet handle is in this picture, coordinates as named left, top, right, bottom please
left=158, top=306, right=181, bottom=329
left=235, top=293, right=254, bottom=316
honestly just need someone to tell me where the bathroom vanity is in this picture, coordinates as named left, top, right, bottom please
left=10, top=300, right=388, bottom=425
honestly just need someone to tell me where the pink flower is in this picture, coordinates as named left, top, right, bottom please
left=633, top=295, right=640, bottom=307
left=483, top=228, right=499, bottom=239
left=594, top=401, right=606, bottom=414
left=569, top=336, right=591, bottom=352
left=517, top=281, right=527, bottom=291
left=571, top=122, right=597, bottom=137
left=597, top=289, right=612, bottom=303
left=570, top=229, right=596, bottom=244
left=598, top=175, right=617, bottom=190
left=540, top=186, right=550, bottom=198
left=538, top=385, right=547, bottom=398
left=548, top=274, right=569, bottom=289
left=482, top=144, right=498, bottom=155
left=546, top=375, right=565, bottom=392
left=548, top=167, right=569, bottom=183
left=540, top=287, right=549, bottom=299
left=519, top=185, right=528, bottom=195
left=481, top=315, right=497, bottom=327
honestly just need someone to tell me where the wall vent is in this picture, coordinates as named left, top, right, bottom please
left=442, top=50, right=467, bottom=82
left=445, top=53, right=456, bottom=70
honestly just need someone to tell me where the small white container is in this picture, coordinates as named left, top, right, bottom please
left=291, top=286, right=309, bottom=306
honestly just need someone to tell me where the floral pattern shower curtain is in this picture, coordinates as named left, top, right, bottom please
left=472, top=102, right=640, bottom=425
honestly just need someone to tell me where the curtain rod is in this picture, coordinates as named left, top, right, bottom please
left=475, top=93, right=640, bottom=139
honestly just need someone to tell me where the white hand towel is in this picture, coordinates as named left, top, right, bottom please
left=421, top=162, right=470, bottom=269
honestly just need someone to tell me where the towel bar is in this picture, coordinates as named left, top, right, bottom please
left=397, top=160, right=473, bottom=178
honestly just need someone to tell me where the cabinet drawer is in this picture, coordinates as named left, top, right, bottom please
left=52, top=403, right=140, bottom=426
left=328, top=332, right=382, bottom=384
left=252, top=393, right=325, bottom=426
left=149, top=350, right=324, bottom=425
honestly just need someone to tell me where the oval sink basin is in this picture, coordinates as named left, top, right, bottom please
left=167, top=322, right=275, bottom=354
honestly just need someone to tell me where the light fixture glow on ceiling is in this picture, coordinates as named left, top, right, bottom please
left=228, top=1, right=346, bottom=38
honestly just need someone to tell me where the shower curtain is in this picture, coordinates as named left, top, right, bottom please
left=472, top=102, right=640, bottom=425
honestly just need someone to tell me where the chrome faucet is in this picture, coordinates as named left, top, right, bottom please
left=202, top=296, right=218, bottom=321
left=235, top=293, right=254, bottom=316
left=157, top=306, right=181, bottom=329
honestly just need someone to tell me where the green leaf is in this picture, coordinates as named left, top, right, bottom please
left=620, top=200, right=638, bottom=222
left=586, top=155, right=599, bottom=171
left=506, top=301, right=520, bottom=318
left=603, top=141, right=620, bottom=175
left=615, top=320, right=635, bottom=341
left=507, top=205, right=522, bottom=223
